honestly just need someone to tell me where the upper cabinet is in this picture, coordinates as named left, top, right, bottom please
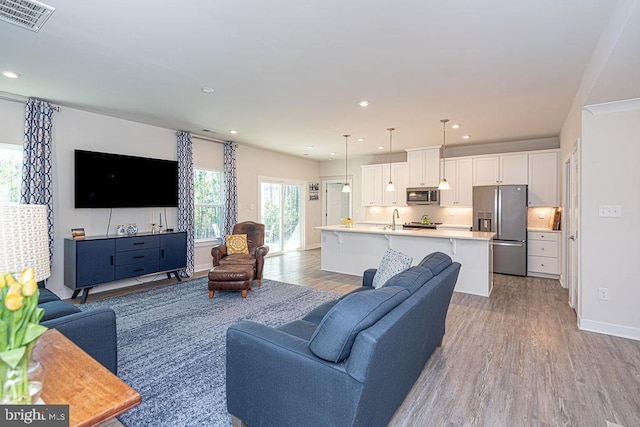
left=382, top=162, right=409, bottom=206
left=528, top=151, right=559, bottom=207
left=472, top=153, right=528, bottom=186
left=361, top=164, right=383, bottom=206
left=440, top=157, right=473, bottom=207
left=406, top=147, right=440, bottom=187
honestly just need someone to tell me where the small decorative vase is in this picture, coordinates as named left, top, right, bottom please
left=0, top=351, right=42, bottom=404
left=116, top=225, right=126, bottom=236
left=127, top=223, right=138, bottom=236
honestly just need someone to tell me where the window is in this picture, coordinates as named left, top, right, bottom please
left=194, top=168, right=223, bottom=241
left=0, top=143, right=22, bottom=203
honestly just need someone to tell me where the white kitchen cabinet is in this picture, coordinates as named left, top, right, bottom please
left=406, top=147, right=440, bottom=187
left=527, top=230, right=560, bottom=278
left=382, top=162, right=409, bottom=206
left=361, top=164, right=383, bottom=206
left=473, top=153, right=528, bottom=186
left=528, top=151, right=559, bottom=206
left=439, top=157, right=473, bottom=207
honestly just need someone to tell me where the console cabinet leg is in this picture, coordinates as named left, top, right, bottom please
left=72, top=289, right=81, bottom=299
left=80, top=287, right=92, bottom=304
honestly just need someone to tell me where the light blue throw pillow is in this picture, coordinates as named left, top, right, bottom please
left=372, top=248, right=413, bottom=289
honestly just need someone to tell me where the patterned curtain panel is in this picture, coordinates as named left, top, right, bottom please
left=22, top=98, right=54, bottom=261
left=177, top=131, right=195, bottom=278
left=223, top=142, right=238, bottom=235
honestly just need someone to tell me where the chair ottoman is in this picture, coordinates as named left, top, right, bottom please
left=208, top=265, right=255, bottom=299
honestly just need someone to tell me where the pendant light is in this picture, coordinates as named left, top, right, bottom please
left=438, top=119, right=451, bottom=190
left=385, top=128, right=396, bottom=192
left=342, top=134, right=351, bottom=193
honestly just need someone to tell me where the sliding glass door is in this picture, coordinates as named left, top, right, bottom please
left=260, top=179, right=303, bottom=255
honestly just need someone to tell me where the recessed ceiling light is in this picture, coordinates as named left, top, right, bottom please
left=462, top=135, right=471, bottom=139
left=229, top=129, right=238, bottom=134
left=2, top=71, right=20, bottom=79
left=451, top=124, right=461, bottom=129
left=357, top=138, right=364, bottom=142
left=378, top=146, right=384, bottom=150
left=358, top=100, right=370, bottom=107
left=303, top=153, right=311, bottom=156
left=201, top=86, right=215, bottom=93
left=328, top=158, right=334, bottom=161
left=306, top=145, right=314, bottom=150
left=330, top=152, right=336, bottom=156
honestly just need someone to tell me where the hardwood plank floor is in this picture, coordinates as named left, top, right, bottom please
left=263, top=249, right=640, bottom=427
left=81, top=249, right=640, bottom=426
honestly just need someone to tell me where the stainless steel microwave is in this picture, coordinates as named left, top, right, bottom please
left=406, top=187, right=440, bottom=205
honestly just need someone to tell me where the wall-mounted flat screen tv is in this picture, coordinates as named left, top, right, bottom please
left=74, top=149, right=179, bottom=208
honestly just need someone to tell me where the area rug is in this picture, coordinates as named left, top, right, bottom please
left=79, top=277, right=338, bottom=427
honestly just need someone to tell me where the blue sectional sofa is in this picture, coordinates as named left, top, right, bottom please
left=38, top=287, right=118, bottom=374
left=226, top=251, right=461, bottom=427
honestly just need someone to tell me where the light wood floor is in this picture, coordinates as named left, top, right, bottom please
left=83, top=249, right=640, bottom=426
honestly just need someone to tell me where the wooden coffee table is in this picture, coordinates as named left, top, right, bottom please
left=33, top=329, right=141, bottom=427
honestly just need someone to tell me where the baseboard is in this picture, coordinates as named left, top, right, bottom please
left=305, top=243, right=321, bottom=250
left=195, top=263, right=212, bottom=273
left=578, top=317, right=640, bottom=341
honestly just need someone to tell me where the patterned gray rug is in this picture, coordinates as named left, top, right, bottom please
left=80, top=277, right=338, bottom=427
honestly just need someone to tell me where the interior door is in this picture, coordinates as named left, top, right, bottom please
left=325, top=182, right=349, bottom=225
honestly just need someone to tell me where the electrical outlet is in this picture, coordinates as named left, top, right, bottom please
left=598, top=287, right=609, bottom=301
left=538, top=210, right=545, bottom=219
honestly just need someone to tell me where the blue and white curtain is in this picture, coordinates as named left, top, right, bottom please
left=22, top=98, right=54, bottom=261
left=177, top=131, right=195, bottom=278
left=223, top=142, right=238, bottom=236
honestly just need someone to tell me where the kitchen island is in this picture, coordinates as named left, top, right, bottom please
left=315, top=225, right=495, bottom=297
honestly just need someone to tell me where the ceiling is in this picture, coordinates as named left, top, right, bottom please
left=0, top=0, right=637, bottom=160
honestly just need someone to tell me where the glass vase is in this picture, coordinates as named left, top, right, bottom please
left=0, top=351, right=44, bottom=404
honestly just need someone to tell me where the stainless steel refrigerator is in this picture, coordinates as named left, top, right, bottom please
left=473, top=185, right=528, bottom=276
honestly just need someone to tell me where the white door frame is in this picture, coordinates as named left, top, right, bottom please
left=563, top=139, right=581, bottom=316
left=257, top=176, right=305, bottom=255
left=321, top=177, right=352, bottom=226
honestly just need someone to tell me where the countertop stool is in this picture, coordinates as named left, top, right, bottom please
left=208, top=265, right=255, bottom=299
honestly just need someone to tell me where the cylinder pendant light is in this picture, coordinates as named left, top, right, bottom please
left=342, top=134, right=351, bottom=193
left=386, top=127, right=396, bottom=192
left=438, top=119, right=451, bottom=190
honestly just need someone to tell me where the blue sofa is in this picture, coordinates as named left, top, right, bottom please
left=226, top=251, right=461, bottom=427
left=38, top=287, right=118, bottom=374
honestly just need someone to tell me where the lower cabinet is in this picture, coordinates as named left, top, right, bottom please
left=64, top=231, right=187, bottom=302
left=527, top=230, right=560, bottom=278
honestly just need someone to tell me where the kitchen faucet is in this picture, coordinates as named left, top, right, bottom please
left=391, top=209, right=400, bottom=231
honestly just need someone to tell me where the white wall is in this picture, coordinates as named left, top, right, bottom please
left=558, top=0, right=640, bottom=339
left=0, top=99, right=322, bottom=299
left=235, top=144, right=322, bottom=248
left=579, top=103, right=640, bottom=338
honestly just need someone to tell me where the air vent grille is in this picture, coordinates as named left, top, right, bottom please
left=0, top=0, right=55, bottom=32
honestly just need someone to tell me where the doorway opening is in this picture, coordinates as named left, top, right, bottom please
left=322, top=178, right=352, bottom=226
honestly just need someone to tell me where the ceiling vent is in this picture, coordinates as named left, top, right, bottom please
left=0, top=0, right=55, bottom=32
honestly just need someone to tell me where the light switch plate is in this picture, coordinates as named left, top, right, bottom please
left=598, top=205, right=622, bottom=217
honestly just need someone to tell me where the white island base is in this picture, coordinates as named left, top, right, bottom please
left=316, top=226, right=495, bottom=297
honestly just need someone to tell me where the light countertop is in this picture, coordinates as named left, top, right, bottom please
left=315, top=225, right=495, bottom=241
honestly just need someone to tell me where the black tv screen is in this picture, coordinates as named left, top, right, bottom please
left=74, top=150, right=179, bottom=208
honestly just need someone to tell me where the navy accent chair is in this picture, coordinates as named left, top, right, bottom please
left=226, top=251, right=461, bottom=427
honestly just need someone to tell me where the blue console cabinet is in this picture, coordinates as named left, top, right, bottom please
left=64, top=231, right=187, bottom=303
